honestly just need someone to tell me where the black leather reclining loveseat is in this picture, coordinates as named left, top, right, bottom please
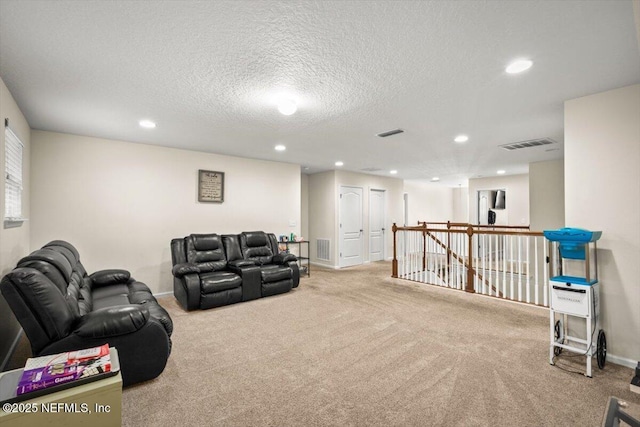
left=0, top=240, right=173, bottom=386
left=170, top=231, right=299, bottom=311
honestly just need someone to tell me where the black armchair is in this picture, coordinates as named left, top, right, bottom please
left=170, top=234, right=245, bottom=310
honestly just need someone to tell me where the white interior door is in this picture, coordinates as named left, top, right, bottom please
left=339, top=186, right=363, bottom=267
left=369, top=189, right=385, bottom=261
left=478, top=191, right=489, bottom=225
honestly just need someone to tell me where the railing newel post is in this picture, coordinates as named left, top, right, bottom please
left=392, top=223, right=398, bottom=278
left=466, top=225, right=475, bottom=293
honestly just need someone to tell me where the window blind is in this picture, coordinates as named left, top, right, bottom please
left=4, top=125, right=24, bottom=220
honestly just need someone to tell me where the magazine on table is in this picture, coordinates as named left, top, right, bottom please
left=17, top=344, right=112, bottom=395
left=0, top=346, right=120, bottom=404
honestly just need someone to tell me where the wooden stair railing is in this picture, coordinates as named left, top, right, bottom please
left=392, top=222, right=543, bottom=297
left=424, top=229, right=502, bottom=297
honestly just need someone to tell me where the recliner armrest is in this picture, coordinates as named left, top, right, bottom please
left=74, top=305, right=150, bottom=338
left=272, top=253, right=297, bottom=264
left=172, top=263, right=200, bottom=277
left=90, top=269, right=131, bottom=287
left=228, top=259, right=256, bottom=268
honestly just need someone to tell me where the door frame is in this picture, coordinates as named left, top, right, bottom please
left=368, top=188, right=386, bottom=262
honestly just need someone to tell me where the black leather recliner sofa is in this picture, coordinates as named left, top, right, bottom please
left=0, top=240, right=173, bottom=386
left=170, top=231, right=299, bottom=311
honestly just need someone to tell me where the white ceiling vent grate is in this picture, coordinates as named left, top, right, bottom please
left=500, top=138, right=557, bottom=151
left=376, top=129, right=404, bottom=138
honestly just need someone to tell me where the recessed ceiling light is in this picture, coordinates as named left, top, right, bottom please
left=277, top=99, right=297, bottom=116
left=139, top=119, right=156, bottom=129
left=454, top=135, right=468, bottom=143
left=431, top=177, right=440, bottom=182
left=390, top=170, right=398, bottom=175
left=506, top=59, right=533, bottom=74
left=335, top=161, right=344, bottom=167
left=497, top=170, right=506, bottom=175
left=275, top=145, right=286, bottom=151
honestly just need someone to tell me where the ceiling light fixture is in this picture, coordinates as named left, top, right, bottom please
left=454, top=135, right=468, bottom=143
left=275, top=145, right=286, bottom=151
left=277, top=98, right=297, bottom=116
left=335, top=161, right=344, bottom=167
left=497, top=170, right=506, bottom=175
left=139, top=119, right=156, bottom=129
left=431, top=177, right=440, bottom=182
left=390, top=170, right=398, bottom=175
left=506, top=59, right=533, bottom=74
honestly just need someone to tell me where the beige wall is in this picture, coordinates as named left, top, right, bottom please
left=308, top=171, right=336, bottom=266
left=529, top=160, right=565, bottom=231
left=452, top=186, right=469, bottom=223
left=468, top=174, right=530, bottom=226
left=308, top=170, right=403, bottom=267
left=0, top=76, right=31, bottom=368
left=564, top=84, right=640, bottom=365
left=403, top=181, right=454, bottom=225
left=30, top=131, right=301, bottom=295
left=301, top=173, right=309, bottom=242
left=335, top=170, right=403, bottom=264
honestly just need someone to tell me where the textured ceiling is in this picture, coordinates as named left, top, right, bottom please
left=1, top=0, right=639, bottom=186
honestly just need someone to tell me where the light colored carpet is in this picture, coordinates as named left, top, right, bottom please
left=123, top=261, right=637, bottom=426
left=6, top=261, right=639, bottom=425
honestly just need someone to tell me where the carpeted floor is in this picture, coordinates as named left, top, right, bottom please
left=7, top=261, right=639, bottom=426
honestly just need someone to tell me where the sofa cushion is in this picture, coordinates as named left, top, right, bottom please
left=245, top=232, right=268, bottom=247
left=200, top=288, right=242, bottom=310
left=92, top=284, right=130, bottom=309
left=262, top=280, right=293, bottom=297
left=17, top=249, right=73, bottom=293
left=241, top=231, right=274, bottom=264
left=200, top=271, right=242, bottom=294
left=186, top=234, right=227, bottom=272
left=191, top=234, right=220, bottom=251
left=260, top=265, right=292, bottom=283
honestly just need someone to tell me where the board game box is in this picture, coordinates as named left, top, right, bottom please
left=16, top=344, right=111, bottom=395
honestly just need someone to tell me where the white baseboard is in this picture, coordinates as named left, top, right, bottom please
left=1, top=329, right=23, bottom=371
left=153, top=291, right=173, bottom=298
left=606, top=354, right=638, bottom=369
left=310, top=261, right=339, bottom=269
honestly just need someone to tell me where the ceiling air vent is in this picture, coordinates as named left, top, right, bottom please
left=376, top=129, right=404, bottom=138
left=500, top=138, right=557, bottom=151
left=361, top=167, right=382, bottom=172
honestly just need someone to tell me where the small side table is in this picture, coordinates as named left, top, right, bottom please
left=601, top=396, right=640, bottom=427
left=0, top=349, right=122, bottom=427
left=281, top=240, right=310, bottom=277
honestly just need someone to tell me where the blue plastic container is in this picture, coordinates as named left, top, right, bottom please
left=543, top=227, right=602, bottom=260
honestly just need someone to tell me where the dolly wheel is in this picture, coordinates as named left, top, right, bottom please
left=597, top=330, right=607, bottom=369
left=554, top=320, right=563, bottom=356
